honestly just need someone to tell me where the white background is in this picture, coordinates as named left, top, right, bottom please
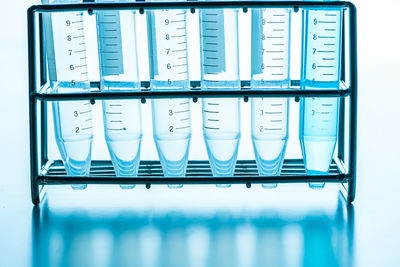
left=1, top=0, right=400, bottom=266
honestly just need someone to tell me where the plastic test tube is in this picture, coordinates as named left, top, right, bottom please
left=300, top=6, right=342, bottom=189
left=42, top=0, right=93, bottom=189
left=251, top=8, right=291, bottom=188
left=95, top=0, right=142, bottom=189
left=147, top=1, right=191, bottom=188
left=199, top=5, right=241, bottom=186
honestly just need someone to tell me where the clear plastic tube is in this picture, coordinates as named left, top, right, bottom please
left=42, top=0, right=93, bottom=190
left=147, top=5, right=191, bottom=188
left=95, top=0, right=142, bottom=189
left=251, top=8, right=291, bottom=188
left=300, top=8, right=342, bottom=189
left=199, top=7, right=240, bottom=186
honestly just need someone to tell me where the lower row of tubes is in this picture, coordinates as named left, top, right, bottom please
left=52, top=96, right=338, bottom=191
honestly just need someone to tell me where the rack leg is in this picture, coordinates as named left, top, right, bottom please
left=342, top=3, right=357, bottom=205
left=31, top=181, right=40, bottom=205
left=347, top=179, right=356, bottom=204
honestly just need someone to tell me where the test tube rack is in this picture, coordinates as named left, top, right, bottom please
left=28, top=1, right=357, bottom=205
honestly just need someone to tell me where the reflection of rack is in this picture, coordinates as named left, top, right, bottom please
left=32, top=196, right=354, bottom=266
left=28, top=1, right=357, bottom=205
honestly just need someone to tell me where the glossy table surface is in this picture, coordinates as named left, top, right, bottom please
left=1, top=0, right=400, bottom=266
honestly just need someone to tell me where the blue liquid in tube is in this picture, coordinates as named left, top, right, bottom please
left=42, top=0, right=93, bottom=190
left=200, top=7, right=241, bottom=187
left=251, top=8, right=291, bottom=188
left=300, top=8, right=342, bottom=189
left=96, top=0, right=142, bottom=189
left=147, top=6, right=191, bottom=188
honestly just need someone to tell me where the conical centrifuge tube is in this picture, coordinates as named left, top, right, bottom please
left=42, top=0, right=93, bottom=190
left=147, top=2, right=191, bottom=188
left=251, top=8, right=291, bottom=189
left=300, top=7, right=342, bottom=189
left=200, top=5, right=241, bottom=186
left=95, top=0, right=142, bottom=189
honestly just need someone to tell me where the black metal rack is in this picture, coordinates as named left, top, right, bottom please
left=28, top=1, right=357, bottom=205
